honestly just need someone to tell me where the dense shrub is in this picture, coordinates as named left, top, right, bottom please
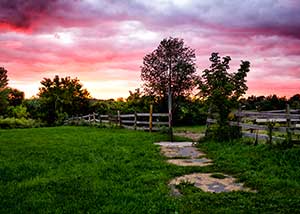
left=0, top=117, right=44, bottom=129
left=6, top=105, right=29, bottom=118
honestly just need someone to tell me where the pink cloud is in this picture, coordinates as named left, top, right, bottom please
left=0, top=0, right=299, bottom=98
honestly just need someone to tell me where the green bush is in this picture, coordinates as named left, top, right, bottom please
left=0, top=117, right=44, bottom=129
left=6, top=105, right=29, bottom=118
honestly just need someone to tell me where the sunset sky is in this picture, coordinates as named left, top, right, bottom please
left=0, top=0, right=299, bottom=99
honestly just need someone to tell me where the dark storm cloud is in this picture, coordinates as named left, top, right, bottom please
left=0, top=0, right=70, bottom=30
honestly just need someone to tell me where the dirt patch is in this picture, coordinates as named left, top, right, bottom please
left=169, top=173, right=254, bottom=194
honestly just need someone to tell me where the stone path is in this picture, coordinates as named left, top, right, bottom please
left=154, top=142, right=213, bottom=167
left=155, top=141, right=255, bottom=195
left=169, top=173, right=253, bottom=194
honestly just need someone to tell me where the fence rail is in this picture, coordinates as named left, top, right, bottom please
left=66, top=111, right=169, bottom=132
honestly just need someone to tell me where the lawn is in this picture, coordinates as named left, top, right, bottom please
left=173, top=125, right=206, bottom=133
left=1, top=126, right=300, bottom=213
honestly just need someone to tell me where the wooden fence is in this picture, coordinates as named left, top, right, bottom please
left=207, top=105, right=300, bottom=143
left=66, top=111, right=169, bottom=131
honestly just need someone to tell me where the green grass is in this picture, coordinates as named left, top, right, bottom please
left=173, top=125, right=206, bottom=133
left=1, top=126, right=300, bottom=213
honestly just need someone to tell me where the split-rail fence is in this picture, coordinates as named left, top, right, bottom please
left=66, top=111, right=169, bottom=132
left=207, top=105, right=300, bottom=143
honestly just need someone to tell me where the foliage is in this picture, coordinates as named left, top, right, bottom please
left=125, top=88, right=155, bottom=113
left=241, top=94, right=287, bottom=111
left=289, top=94, right=300, bottom=109
left=89, top=99, right=127, bottom=115
left=0, top=67, right=8, bottom=88
left=141, top=37, right=198, bottom=109
left=38, top=75, right=90, bottom=125
left=23, top=98, right=43, bottom=119
left=0, top=117, right=42, bottom=129
left=0, top=67, right=9, bottom=115
left=199, top=53, right=250, bottom=140
left=7, top=88, right=24, bottom=107
left=239, top=94, right=300, bottom=111
left=6, top=105, right=29, bottom=118
left=205, top=124, right=242, bottom=142
left=173, top=97, right=206, bottom=126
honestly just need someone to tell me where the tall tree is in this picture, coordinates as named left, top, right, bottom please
left=141, top=37, right=197, bottom=105
left=38, top=75, right=90, bottom=124
left=199, top=53, right=250, bottom=140
left=0, top=67, right=9, bottom=115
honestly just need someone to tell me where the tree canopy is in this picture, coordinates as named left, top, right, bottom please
left=38, top=75, right=90, bottom=124
left=141, top=37, right=198, bottom=101
left=8, top=88, right=24, bottom=107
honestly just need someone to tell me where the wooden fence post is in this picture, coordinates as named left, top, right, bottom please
left=88, top=114, right=91, bottom=125
left=267, top=121, right=274, bottom=145
left=93, top=112, right=95, bottom=124
left=286, top=104, right=292, bottom=145
left=254, top=129, right=259, bottom=146
left=99, top=114, right=102, bottom=125
left=149, top=105, right=153, bottom=132
left=117, top=110, right=121, bottom=127
left=134, top=111, right=137, bottom=130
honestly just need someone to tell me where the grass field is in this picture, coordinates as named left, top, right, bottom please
left=173, top=125, right=206, bottom=133
left=1, top=126, right=300, bottom=213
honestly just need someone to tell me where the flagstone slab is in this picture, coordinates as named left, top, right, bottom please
left=167, top=158, right=213, bottom=166
left=160, top=146, right=206, bottom=158
left=169, top=173, right=254, bottom=194
left=154, top=142, right=195, bottom=147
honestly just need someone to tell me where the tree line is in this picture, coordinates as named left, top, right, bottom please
left=0, top=37, right=299, bottom=129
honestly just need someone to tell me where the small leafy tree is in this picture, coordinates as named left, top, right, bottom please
left=38, top=75, right=90, bottom=125
left=199, top=52, right=250, bottom=141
